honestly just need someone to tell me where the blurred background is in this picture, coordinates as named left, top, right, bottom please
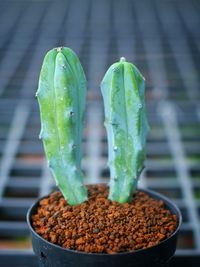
left=0, top=0, right=199, bottom=266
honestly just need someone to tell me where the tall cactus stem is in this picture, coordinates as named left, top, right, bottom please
left=37, top=47, right=87, bottom=205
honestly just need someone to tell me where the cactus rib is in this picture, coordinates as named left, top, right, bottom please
left=101, top=57, right=149, bottom=203
left=37, top=47, right=87, bottom=205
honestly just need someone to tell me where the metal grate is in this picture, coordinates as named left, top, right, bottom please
left=0, top=0, right=200, bottom=266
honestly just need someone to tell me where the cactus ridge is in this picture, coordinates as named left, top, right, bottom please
left=101, top=57, right=149, bottom=203
left=37, top=47, right=87, bottom=205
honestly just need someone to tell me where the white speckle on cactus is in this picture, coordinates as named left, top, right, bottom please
left=113, top=146, right=118, bottom=151
left=56, top=47, right=63, bottom=52
left=39, top=131, right=42, bottom=140
left=120, top=57, right=126, bottom=62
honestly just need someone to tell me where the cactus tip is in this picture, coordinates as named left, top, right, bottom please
left=120, top=57, right=126, bottom=62
left=56, top=46, right=63, bottom=52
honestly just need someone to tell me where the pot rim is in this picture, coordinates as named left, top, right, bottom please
left=27, top=186, right=182, bottom=257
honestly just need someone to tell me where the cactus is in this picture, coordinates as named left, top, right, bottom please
left=101, top=57, right=149, bottom=204
left=36, top=47, right=87, bottom=205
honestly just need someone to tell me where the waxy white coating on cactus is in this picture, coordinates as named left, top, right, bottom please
left=37, top=47, right=87, bottom=205
left=101, top=57, right=149, bottom=203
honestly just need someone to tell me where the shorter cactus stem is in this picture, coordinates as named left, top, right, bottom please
left=101, top=57, right=149, bottom=203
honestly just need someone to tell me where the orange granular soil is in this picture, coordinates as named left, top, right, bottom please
left=32, top=184, right=178, bottom=254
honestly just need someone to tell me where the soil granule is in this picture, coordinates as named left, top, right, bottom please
left=32, top=184, right=178, bottom=254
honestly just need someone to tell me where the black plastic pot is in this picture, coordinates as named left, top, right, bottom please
left=27, top=188, right=182, bottom=267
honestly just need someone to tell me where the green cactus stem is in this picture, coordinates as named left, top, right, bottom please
left=36, top=47, right=87, bottom=205
left=101, top=57, right=149, bottom=204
